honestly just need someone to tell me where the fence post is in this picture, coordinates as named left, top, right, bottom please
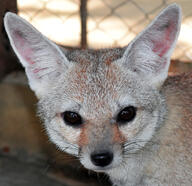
left=80, top=0, right=87, bottom=49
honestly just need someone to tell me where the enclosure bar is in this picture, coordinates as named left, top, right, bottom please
left=80, top=0, right=87, bottom=49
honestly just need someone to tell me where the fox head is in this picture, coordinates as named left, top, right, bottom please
left=4, top=4, right=181, bottom=172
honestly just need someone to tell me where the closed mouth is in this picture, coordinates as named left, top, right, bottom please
left=92, top=167, right=111, bottom=172
left=91, top=163, right=118, bottom=172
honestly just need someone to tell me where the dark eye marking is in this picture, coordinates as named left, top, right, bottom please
left=61, top=111, right=82, bottom=127
left=116, top=106, right=137, bottom=124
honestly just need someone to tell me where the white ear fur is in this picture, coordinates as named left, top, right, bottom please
left=122, top=4, right=182, bottom=88
left=4, top=12, right=70, bottom=97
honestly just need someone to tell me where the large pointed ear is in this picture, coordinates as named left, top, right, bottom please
left=4, top=13, right=70, bottom=97
left=122, top=4, right=181, bottom=88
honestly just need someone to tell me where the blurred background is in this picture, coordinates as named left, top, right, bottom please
left=0, top=0, right=192, bottom=186
left=17, top=0, right=192, bottom=61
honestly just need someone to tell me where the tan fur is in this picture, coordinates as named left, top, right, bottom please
left=112, top=124, right=125, bottom=144
left=79, top=125, right=89, bottom=146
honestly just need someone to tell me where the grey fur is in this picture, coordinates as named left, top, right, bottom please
left=4, top=4, right=192, bottom=186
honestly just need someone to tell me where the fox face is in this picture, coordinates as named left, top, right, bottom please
left=37, top=48, right=166, bottom=171
left=4, top=4, right=181, bottom=173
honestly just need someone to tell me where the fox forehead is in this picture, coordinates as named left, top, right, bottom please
left=57, top=49, right=134, bottom=114
left=65, top=48, right=125, bottom=64
left=40, top=47, right=159, bottom=122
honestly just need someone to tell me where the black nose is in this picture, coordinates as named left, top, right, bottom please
left=91, top=151, right=113, bottom=167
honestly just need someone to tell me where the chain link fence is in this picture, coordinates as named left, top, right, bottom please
left=18, top=0, right=80, bottom=47
left=18, top=0, right=192, bottom=61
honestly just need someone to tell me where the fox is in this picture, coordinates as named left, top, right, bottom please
left=3, top=3, right=192, bottom=186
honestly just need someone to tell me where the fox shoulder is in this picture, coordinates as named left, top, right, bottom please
left=159, top=72, right=192, bottom=167
left=162, top=72, right=192, bottom=139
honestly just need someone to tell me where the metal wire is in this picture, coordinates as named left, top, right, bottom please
left=17, top=0, right=192, bottom=61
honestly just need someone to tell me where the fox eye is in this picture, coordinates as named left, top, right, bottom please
left=61, top=111, right=82, bottom=127
left=117, top=106, right=136, bottom=124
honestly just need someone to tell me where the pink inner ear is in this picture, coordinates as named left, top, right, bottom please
left=13, top=31, right=35, bottom=65
left=33, top=67, right=48, bottom=74
left=152, top=22, right=175, bottom=57
left=13, top=31, right=51, bottom=79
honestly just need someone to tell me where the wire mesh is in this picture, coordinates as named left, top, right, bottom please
left=18, top=0, right=80, bottom=47
left=17, top=0, right=192, bottom=61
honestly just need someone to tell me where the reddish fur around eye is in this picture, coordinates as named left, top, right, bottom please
left=78, top=126, right=88, bottom=146
left=112, top=124, right=125, bottom=143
